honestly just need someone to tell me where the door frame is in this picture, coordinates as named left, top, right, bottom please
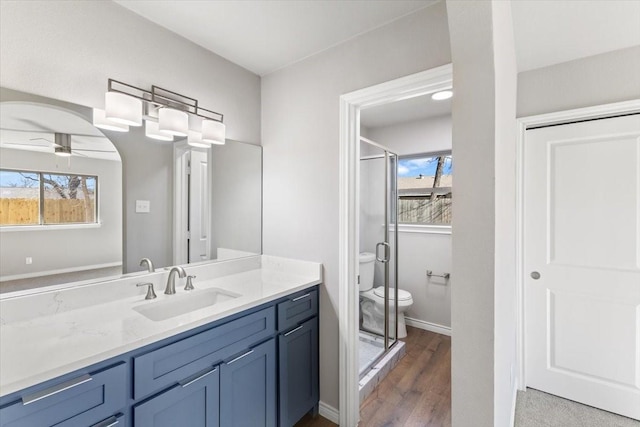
left=515, top=99, right=640, bottom=391
left=338, top=64, right=452, bottom=426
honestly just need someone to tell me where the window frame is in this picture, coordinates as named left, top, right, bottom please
left=396, top=150, right=452, bottom=231
left=0, top=167, right=99, bottom=229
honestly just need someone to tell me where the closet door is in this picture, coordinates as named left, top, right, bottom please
left=524, top=114, right=640, bottom=420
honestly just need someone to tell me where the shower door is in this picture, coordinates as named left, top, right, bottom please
left=359, top=138, right=398, bottom=376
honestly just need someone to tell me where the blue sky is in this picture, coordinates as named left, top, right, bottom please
left=398, top=155, right=452, bottom=178
left=0, top=170, right=96, bottom=190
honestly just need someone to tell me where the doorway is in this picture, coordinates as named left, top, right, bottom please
left=338, top=64, right=453, bottom=426
left=517, top=102, right=640, bottom=421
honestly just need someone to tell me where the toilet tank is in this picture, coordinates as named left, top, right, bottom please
left=358, top=252, right=376, bottom=291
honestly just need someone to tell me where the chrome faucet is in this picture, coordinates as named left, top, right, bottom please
left=165, top=266, right=186, bottom=295
left=139, top=258, right=155, bottom=273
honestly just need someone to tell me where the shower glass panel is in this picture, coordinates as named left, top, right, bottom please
left=358, top=138, right=398, bottom=379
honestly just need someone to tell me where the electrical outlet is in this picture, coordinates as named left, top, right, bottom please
left=25, top=257, right=33, bottom=265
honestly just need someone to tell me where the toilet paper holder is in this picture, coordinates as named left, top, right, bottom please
left=427, top=270, right=450, bottom=279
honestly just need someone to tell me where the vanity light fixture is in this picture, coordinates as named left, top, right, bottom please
left=54, top=133, right=72, bottom=157
left=187, top=130, right=211, bottom=148
left=431, top=90, right=453, bottom=101
left=92, top=109, right=129, bottom=132
left=201, top=119, right=226, bottom=145
left=105, top=92, right=143, bottom=126
left=158, top=108, right=189, bottom=137
left=145, top=120, right=174, bottom=142
left=94, top=79, right=225, bottom=144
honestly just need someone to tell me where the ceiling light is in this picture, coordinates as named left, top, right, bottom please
left=92, top=109, right=129, bottom=132
left=145, top=121, right=174, bottom=142
left=187, top=131, right=211, bottom=148
left=54, top=133, right=72, bottom=157
left=158, top=108, right=189, bottom=137
left=431, top=90, right=453, bottom=101
left=105, top=92, right=143, bottom=126
left=201, top=120, right=226, bottom=145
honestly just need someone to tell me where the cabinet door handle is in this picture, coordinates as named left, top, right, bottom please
left=179, top=367, right=218, bottom=388
left=292, top=293, right=311, bottom=302
left=284, top=324, right=304, bottom=337
left=22, top=374, right=92, bottom=405
left=91, top=415, right=119, bottom=427
left=227, top=349, right=254, bottom=365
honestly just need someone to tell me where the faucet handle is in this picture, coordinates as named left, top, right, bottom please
left=185, top=275, right=196, bottom=291
left=137, top=282, right=157, bottom=300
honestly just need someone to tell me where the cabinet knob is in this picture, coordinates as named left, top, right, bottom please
left=530, top=271, right=541, bottom=280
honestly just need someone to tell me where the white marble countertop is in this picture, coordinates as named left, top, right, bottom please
left=0, top=255, right=322, bottom=398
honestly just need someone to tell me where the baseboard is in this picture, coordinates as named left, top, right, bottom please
left=509, top=378, right=519, bottom=427
left=318, top=401, right=340, bottom=424
left=0, top=262, right=122, bottom=282
left=405, top=317, right=451, bottom=336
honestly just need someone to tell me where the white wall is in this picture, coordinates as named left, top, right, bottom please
left=262, top=2, right=451, bottom=410
left=447, top=1, right=517, bottom=426
left=0, top=1, right=261, bottom=273
left=362, top=115, right=453, bottom=330
left=0, top=148, right=122, bottom=278
left=518, top=45, right=640, bottom=117
left=492, top=2, right=519, bottom=426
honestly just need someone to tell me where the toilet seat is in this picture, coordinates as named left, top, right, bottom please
left=373, top=287, right=411, bottom=301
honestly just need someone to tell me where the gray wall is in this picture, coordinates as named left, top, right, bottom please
left=211, top=142, right=262, bottom=258
left=0, top=1, right=261, bottom=272
left=261, top=2, right=451, bottom=410
left=517, top=45, right=640, bottom=117
left=447, top=1, right=517, bottom=426
left=0, top=148, right=122, bottom=278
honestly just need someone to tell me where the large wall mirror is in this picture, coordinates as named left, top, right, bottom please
left=0, top=88, right=262, bottom=294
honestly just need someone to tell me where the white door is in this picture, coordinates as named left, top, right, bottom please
left=189, top=150, right=209, bottom=263
left=524, top=114, right=640, bottom=420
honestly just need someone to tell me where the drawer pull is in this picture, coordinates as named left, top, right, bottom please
left=91, top=416, right=119, bottom=427
left=292, top=293, right=311, bottom=302
left=284, top=324, right=304, bottom=337
left=227, top=349, right=254, bottom=365
left=179, top=367, right=217, bottom=388
left=22, top=374, right=92, bottom=405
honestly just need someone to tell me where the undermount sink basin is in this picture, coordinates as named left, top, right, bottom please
left=133, top=287, right=241, bottom=321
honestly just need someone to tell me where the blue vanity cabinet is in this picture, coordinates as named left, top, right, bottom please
left=0, top=362, right=127, bottom=427
left=278, top=317, right=319, bottom=427
left=0, top=285, right=320, bottom=427
left=220, top=338, right=277, bottom=427
left=133, top=366, right=220, bottom=427
left=277, top=289, right=319, bottom=427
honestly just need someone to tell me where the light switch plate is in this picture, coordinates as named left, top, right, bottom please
left=135, top=200, right=150, bottom=213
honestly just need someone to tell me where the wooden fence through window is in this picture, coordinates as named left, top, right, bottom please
left=398, top=196, right=451, bottom=224
left=0, top=198, right=96, bottom=225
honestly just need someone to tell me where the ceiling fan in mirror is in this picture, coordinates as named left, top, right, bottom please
left=1, top=130, right=118, bottom=158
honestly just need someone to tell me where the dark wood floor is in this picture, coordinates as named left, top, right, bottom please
left=295, top=327, right=452, bottom=427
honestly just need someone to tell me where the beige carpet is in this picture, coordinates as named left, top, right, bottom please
left=515, top=388, right=639, bottom=427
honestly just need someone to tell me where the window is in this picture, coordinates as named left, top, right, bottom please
left=0, top=169, right=97, bottom=226
left=397, top=153, right=452, bottom=225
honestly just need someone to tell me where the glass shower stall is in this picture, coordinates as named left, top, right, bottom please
left=358, top=137, right=399, bottom=378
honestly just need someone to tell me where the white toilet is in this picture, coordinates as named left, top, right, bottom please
left=359, top=252, right=413, bottom=339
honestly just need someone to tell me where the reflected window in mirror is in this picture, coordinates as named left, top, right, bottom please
left=0, top=169, right=98, bottom=226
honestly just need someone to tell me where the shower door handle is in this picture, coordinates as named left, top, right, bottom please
left=376, top=242, right=390, bottom=263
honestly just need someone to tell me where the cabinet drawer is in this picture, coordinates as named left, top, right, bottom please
left=91, top=413, right=126, bottom=427
left=278, top=289, right=318, bottom=332
left=134, top=306, right=275, bottom=399
left=0, top=363, right=126, bottom=427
